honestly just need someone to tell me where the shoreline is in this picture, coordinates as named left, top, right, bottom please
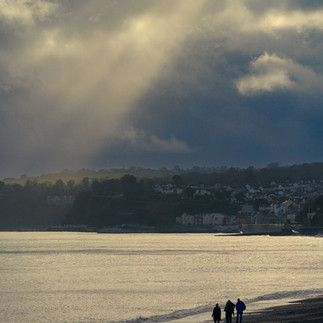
left=244, top=295, right=323, bottom=322
left=170, top=295, right=323, bottom=322
left=1, top=226, right=322, bottom=236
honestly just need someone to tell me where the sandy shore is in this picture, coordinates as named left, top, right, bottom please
left=168, top=295, right=323, bottom=322
left=244, top=295, right=323, bottom=322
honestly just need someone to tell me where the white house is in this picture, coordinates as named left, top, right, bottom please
left=181, top=213, right=195, bottom=225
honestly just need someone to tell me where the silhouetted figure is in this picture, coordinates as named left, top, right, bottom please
left=212, top=303, right=221, bottom=323
left=235, top=298, right=246, bottom=323
left=224, top=299, right=235, bottom=323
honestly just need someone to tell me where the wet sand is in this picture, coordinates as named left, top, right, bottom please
left=169, top=296, right=323, bottom=322
left=244, top=296, right=323, bottom=322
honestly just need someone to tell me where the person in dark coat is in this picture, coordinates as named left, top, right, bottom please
left=224, top=299, right=235, bottom=323
left=235, top=298, right=246, bottom=323
left=212, top=303, right=221, bottom=323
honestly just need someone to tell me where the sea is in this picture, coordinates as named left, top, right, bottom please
left=0, top=232, right=322, bottom=323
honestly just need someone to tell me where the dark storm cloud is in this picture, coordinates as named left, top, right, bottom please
left=0, top=0, right=322, bottom=177
left=287, top=0, right=323, bottom=10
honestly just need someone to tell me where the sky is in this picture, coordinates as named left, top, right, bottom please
left=0, top=0, right=322, bottom=178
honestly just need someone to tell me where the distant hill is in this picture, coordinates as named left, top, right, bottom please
left=3, top=162, right=323, bottom=186
left=3, top=168, right=176, bottom=185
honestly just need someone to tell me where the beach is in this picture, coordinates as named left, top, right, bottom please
left=244, top=296, right=323, bottom=323
left=170, top=296, right=323, bottom=322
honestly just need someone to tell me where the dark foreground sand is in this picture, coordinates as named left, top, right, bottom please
left=243, top=296, right=323, bottom=322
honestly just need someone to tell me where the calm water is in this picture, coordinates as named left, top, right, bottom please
left=0, top=232, right=322, bottom=322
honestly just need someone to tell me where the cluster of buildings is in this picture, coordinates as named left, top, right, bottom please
left=234, top=180, right=322, bottom=225
left=155, top=180, right=323, bottom=226
left=176, top=213, right=230, bottom=225
left=175, top=200, right=301, bottom=227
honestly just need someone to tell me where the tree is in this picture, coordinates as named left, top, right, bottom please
left=121, top=175, right=144, bottom=200
left=172, top=175, right=183, bottom=187
left=67, top=180, right=75, bottom=193
left=54, top=179, right=66, bottom=194
left=80, top=177, right=91, bottom=191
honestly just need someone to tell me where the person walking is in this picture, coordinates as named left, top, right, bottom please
left=224, top=299, right=235, bottom=323
left=235, top=298, right=246, bottom=323
left=212, top=303, right=221, bottom=323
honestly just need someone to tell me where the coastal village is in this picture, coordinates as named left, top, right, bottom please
left=2, top=164, right=323, bottom=233
left=154, top=179, right=323, bottom=232
left=43, top=176, right=323, bottom=234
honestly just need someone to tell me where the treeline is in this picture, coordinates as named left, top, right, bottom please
left=0, top=174, right=233, bottom=229
left=177, top=162, right=323, bottom=186
left=0, top=162, right=322, bottom=229
left=0, top=178, right=89, bottom=228
left=4, top=162, right=323, bottom=187
left=12, top=161, right=323, bottom=186
left=64, top=175, right=234, bottom=227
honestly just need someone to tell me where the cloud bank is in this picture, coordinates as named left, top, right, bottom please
left=236, top=52, right=322, bottom=95
left=0, top=0, right=322, bottom=177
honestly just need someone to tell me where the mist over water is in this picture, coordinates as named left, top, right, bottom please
left=0, top=232, right=322, bottom=322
